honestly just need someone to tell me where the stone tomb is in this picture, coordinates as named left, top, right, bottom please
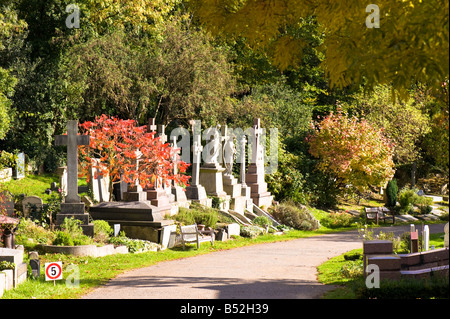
left=0, top=248, right=27, bottom=292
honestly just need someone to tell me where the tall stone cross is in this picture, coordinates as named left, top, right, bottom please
left=240, top=134, right=247, bottom=187
left=190, top=120, right=203, bottom=186
left=55, top=120, right=89, bottom=203
left=148, top=118, right=157, bottom=133
left=158, top=124, right=168, bottom=144
left=252, top=118, right=264, bottom=165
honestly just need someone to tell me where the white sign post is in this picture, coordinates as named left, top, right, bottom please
left=45, top=262, right=63, bottom=285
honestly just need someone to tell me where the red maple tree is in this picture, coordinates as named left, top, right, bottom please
left=78, top=115, right=190, bottom=201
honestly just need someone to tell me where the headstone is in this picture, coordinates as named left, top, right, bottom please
left=13, top=152, right=25, bottom=180
left=122, top=151, right=147, bottom=202
left=0, top=191, right=14, bottom=217
left=170, top=136, right=190, bottom=209
left=245, top=119, right=273, bottom=208
left=444, top=223, right=449, bottom=248
left=423, top=225, right=430, bottom=251
left=185, top=120, right=211, bottom=207
left=54, top=120, right=94, bottom=236
left=22, top=196, right=43, bottom=218
left=56, top=166, right=68, bottom=196
left=410, top=231, right=419, bottom=253
left=88, top=158, right=110, bottom=202
left=28, top=251, right=40, bottom=278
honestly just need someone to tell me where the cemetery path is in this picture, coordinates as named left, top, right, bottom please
left=82, top=224, right=446, bottom=299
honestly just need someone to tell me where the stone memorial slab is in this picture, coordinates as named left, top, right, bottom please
left=22, top=195, right=43, bottom=218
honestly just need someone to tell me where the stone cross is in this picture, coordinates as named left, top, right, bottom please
left=148, top=118, right=157, bottom=133
left=55, top=120, right=89, bottom=203
left=190, top=120, right=203, bottom=186
left=252, top=118, right=264, bottom=165
left=158, top=124, right=168, bottom=144
left=240, top=135, right=247, bottom=187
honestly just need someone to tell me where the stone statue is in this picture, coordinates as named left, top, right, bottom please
left=223, top=136, right=236, bottom=175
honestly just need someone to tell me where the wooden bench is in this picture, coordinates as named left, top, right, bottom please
left=180, top=224, right=215, bottom=250
left=364, top=207, right=395, bottom=224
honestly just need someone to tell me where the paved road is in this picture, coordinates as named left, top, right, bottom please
left=82, top=224, right=446, bottom=299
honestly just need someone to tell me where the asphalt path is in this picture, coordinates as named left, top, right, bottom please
left=82, top=224, right=446, bottom=299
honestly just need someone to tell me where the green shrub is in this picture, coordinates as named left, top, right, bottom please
left=341, top=260, right=363, bottom=278
left=93, top=219, right=113, bottom=243
left=398, top=187, right=420, bottom=210
left=52, top=217, right=93, bottom=246
left=15, top=218, right=55, bottom=249
left=252, top=216, right=272, bottom=228
left=240, top=225, right=265, bottom=238
left=320, top=212, right=355, bottom=228
left=268, top=201, right=319, bottom=231
left=108, top=233, right=160, bottom=253
left=175, top=203, right=218, bottom=228
left=386, top=179, right=398, bottom=207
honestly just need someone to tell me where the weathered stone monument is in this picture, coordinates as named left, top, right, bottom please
left=444, top=222, right=449, bottom=248
left=185, top=120, right=212, bottom=207
left=245, top=119, right=273, bottom=208
left=170, top=136, right=190, bottom=209
left=55, top=120, right=94, bottom=236
left=221, top=126, right=249, bottom=214
left=199, top=125, right=229, bottom=209
left=21, top=195, right=43, bottom=218
left=88, top=158, right=110, bottom=202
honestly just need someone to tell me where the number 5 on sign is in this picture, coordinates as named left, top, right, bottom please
left=45, top=262, right=63, bottom=282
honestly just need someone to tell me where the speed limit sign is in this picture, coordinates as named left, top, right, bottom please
left=45, top=262, right=63, bottom=281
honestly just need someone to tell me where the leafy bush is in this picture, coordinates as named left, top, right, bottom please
left=386, top=179, right=398, bottom=207
left=268, top=201, right=319, bottom=231
left=93, top=219, right=113, bottom=243
left=321, top=212, right=355, bottom=228
left=15, top=218, right=55, bottom=249
left=252, top=216, right=272, bottom=228
left=175, top=203, right=218, bottom=228
left=0, top=151, right=16, bottom=170
left=240, top=225, right=265, bottom=238
left=52, top=217, right=93, bottom=246
left=108, top=233, right=160, bottom=253
left=340, top=260, right=363, bottom=278
left=398, top=187, right=420, bottom=210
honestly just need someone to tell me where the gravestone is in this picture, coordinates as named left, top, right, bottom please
left=22, top=196, right=43, bottom=218
left=54, top=120, right=94, bottom=236
left=199, top=125, right=229, bottom=209
left=88, top=158, right=110, bottom=202
left=0, top=191, right=14, bottom=217
left=185, top=120, right=211, bottom=207
left=245, top=119, right=273, bottom=208
left=170, top=136, right=190, bottom=209
left=56, top=166, right=68, bottom=196
left=13, top=152, right=25, bottom=180
left=221, top=126, right=248, bottom=214
left=444, top=223, right=449, bottom=248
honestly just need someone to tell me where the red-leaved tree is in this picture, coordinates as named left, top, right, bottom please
left=307, top=111, right=395, bottom=195
left=78, top=115, right=190, bottom=201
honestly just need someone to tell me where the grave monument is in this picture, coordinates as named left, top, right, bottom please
left=245, top=119, right=273, bottom=208
left=185, top=120, right=212, bottom=207
left=55, top=120, right=94, bottom=236
left=199, top=124, right=229, bottom=209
